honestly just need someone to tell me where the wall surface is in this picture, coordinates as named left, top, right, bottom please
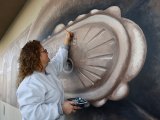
left=0, top=0, right=44, bottom=55
left=0, top=101, right=21, bottom=120
left=1, top=0, right=160, bottom=120
left=0, top=1, right=44, bottom=120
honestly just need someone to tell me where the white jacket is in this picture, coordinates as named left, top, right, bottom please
left=16, top=46, right=68, bottom=120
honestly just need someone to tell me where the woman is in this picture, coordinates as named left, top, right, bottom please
left=16, top=31, right=80, bottom=120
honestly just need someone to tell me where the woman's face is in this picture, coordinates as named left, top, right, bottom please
left=40, top=47, right=50, bottom=68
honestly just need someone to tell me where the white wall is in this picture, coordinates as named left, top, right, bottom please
left=0, top=0, right=44, bottom=120
left=0, top=101, right=21, bottom=120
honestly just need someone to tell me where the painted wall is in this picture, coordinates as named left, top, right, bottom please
left=0, top=0, right=160, bottom=120
left=0, top=1, right=44, bottom=120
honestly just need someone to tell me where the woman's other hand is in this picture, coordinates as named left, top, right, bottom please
left=62, top=100, right=81, bottom=115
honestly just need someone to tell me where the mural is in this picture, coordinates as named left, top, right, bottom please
left=0, top=0, right=160, bottom=119
left=38, top=6, right=147, bottom=107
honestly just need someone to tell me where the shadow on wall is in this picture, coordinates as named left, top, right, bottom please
left=0, top=0, right=160, bottom=120
left=66, top=100, right=155, bottom=120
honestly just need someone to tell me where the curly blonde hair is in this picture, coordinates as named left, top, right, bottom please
left=17, top=40, right=43, bottom=87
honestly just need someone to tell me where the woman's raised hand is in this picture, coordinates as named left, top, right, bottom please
left=64, top=30, right=74, bottom=45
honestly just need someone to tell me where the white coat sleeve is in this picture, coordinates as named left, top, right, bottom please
left=16, top=83, right=63, bottom=120
left=51, top=45, right=68, bottom=74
